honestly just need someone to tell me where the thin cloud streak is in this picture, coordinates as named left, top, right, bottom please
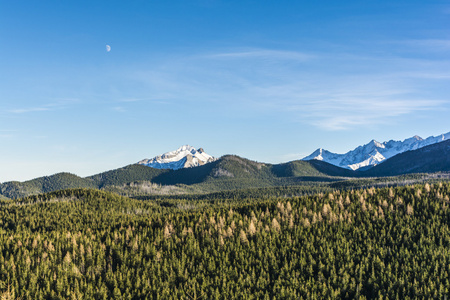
left=0, top=130, right=16, bottom=138
left=207, top=49, right=315, bottom=61
left=304, top=99, right=446, bottom=131
left=118, top=98, right=172, bottom=104
left=7, top=99, right=79, bottom=114
left=9, top=107, right=50, bottom=114
left=124, top=47, right=449, bottom=131
left=252, top=82, right=446, bottom=130
left=400, top=39, right=450, bottom=52
left=112, top=106, right=126, bottom=112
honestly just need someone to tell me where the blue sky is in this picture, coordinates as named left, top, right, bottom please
left=1, top=0, right=449, bottom=182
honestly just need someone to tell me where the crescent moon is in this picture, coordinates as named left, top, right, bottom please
left=106, top=45, right=111, bottom=52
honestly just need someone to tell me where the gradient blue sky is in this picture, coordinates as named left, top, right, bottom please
left=1, top=0, right=449, bottom=182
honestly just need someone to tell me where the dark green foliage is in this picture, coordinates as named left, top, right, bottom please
left=272, top=159, right=356, bottom=178
left=1, top=156, right=349, bottom=199
left=88, top=164, right=167, bottom=188
left=272, top=160, right=326, bottom=177
left=1, top=183, right=450, bottom=298
left=135, top=184, right=333, bottom=202
left=329, top=173, right=447, bottom=190
left=153, top=159, right=220, bottom=185
left=2, top=148, right=450, bottom=200
left=0, top=173, right=96, bottom=199
left=176, top=156, right=349, bottom=193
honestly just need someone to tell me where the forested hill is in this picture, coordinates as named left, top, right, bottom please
left=0, top=173, right=97, bottom=199
left=1, top=182, right=450, bottom=298
left=2, top=143, right=450, bottom=199
left=0, top=156, right=352, bottom=199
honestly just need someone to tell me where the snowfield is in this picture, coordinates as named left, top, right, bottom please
left=303, top=132, right=450, bottom=170
left=138, top=145, right=216, bottom=170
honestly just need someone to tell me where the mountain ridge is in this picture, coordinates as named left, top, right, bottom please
left=363, top=139, right=450, bottom=176
left=0, top=155, right=351, bottom=199
left=303, top=131, right=450, bottom=170
left=2, top=132, right=450, bottom=199
left=138, top=145, right=216, bottom=170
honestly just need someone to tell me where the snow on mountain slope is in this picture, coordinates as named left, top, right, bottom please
left=138, top=145, right=216, bottom=170
left=303, top=132, right=450, bottom=170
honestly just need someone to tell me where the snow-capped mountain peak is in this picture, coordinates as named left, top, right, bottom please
left=370, top=139, right=385, bottom=148
left=303, top=148, right=324, bottom=161
left=303, top=132, right=450, bottom=170
left=138, top=145, right=216, bottom=170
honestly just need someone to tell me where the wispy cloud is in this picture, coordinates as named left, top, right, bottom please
left=118, top=98, right=148, bottom=103
left=112, top=106, right=126, bottom=112
left=243, top=77, right=447, bottom=130
left=8, top=99, right=79, bottom=114
left=0, top=130, right=16, bottom=139
left=124, top=47, right=449, bottom=131
left=207, top=49, right=315, bottom=61
left=399, top=72, right=450, bottom=80
left=118, top=98, right=171, bottom=104
left=400, top=39, right=450, bottom=52
left=9, top=107, right=51, bottom=114
left=304, top=98, right=445, bottom=131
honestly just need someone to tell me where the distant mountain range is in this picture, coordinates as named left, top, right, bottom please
left=0, top=156, right=347, bottom=199
left=364, top=138, right=450, bottom=176
left=1, top=133, right=450, bottom=199
left=138, top=145, right=216, bottom=170
left=303, top=132, right=450, bottom=170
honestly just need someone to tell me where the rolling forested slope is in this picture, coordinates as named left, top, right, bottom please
left=0, top=173, right=97, bottom=199
left=1, top=182, right=450, bottom=298
left=88, top=164, right=167, bottom=188
left=0, top=156, right=351, bottom=199
left=2, top=142, right=450, bottom=200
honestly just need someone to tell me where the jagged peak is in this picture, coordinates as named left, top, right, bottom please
left=302, top=148, right=323, bottom=161
left=138, top=145, right=216, bottom=170
left=367, top=139, right=384, bottom=148
left=311, top=148, right=323, bottom=155
left=302, top=131, right=450, bottom=171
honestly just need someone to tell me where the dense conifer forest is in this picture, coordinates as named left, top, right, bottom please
left=1, top=182, right=450, bottom=299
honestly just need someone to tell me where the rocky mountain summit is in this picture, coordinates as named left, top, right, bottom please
left=138, top=145, right=216, bottom=170
left=303, top=132, right=450, bottom=170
